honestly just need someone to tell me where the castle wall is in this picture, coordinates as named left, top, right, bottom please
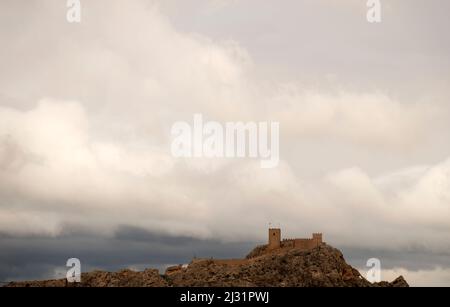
left=277, top=233, right=323, bottom=251
left=281, top=239, right=294, bottom=248
left=294, top=239, right=320, bottom=249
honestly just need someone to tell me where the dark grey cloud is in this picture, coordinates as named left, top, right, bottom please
left=340, top=245, right=450, bottom=272
left=2, top=227, right=449, bottom=286
left=0, top=227, right=255, bottom=282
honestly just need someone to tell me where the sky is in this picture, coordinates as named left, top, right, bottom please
left=0, top=0, right=450, bottom=286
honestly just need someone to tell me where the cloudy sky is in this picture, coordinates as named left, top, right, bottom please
left=1, top=0, right=450, bottom=286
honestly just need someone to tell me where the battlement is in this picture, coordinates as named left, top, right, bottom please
left=313, top=233, right=322, bottom=240
left=268, top=228, right=323, bottom=251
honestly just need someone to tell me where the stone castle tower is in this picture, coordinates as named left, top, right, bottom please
left=312, top=233, right=322, bottom=243
left=268, top=228, right=281, bottom=250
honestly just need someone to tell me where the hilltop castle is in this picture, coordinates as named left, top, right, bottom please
left=268, top=228, right=323, bottom=251
left=169, top=228, right=325, bottom=271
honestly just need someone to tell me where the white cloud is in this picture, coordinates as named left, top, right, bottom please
left=0, top=1, right=450, bottom=286
left=271, top=88, right=437, bottom=148
left=0, top=98, right=449, bottom=252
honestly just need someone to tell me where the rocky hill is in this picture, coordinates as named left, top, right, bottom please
left=5, top=243, right=408, bottom=287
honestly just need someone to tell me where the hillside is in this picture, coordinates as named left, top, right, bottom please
left=5, top=243, right=408, bottom=287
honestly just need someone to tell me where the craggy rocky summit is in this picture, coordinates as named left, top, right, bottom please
left=166, top=243, right=408, bottom=287
left=6, top=269, right=168, bottom=287
left=5, top=230, right=408, bottom=287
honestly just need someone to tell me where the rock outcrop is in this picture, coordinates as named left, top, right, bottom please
left=6, top=269, right=168, bottom=287
left=5, top=243, right=408, bottom=287
left=167, top=244, right=407, bottom=287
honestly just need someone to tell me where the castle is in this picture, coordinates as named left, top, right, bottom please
left=268, top=228, right=323, bottom=251
left=167, top=228, right=324, bottom=272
